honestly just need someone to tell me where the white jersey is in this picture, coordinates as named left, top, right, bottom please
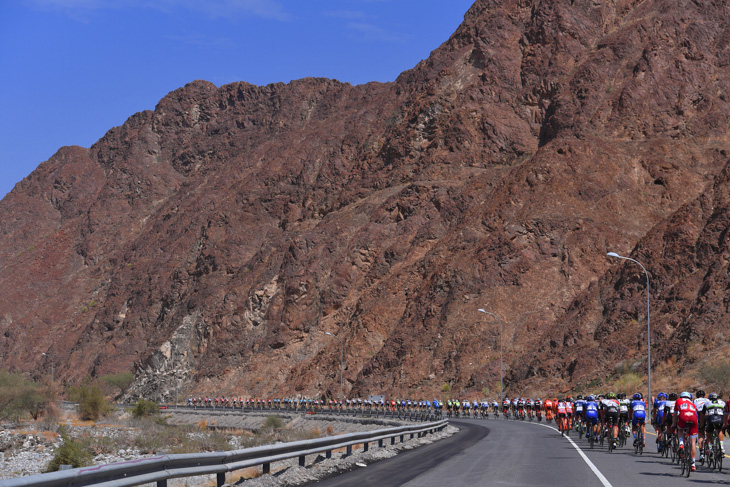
left=694, top=397, right=710, bottom=413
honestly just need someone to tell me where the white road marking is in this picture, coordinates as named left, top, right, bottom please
left=534, top=422, right=614, bottom=487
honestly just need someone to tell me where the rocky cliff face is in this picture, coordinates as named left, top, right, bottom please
left=1, top=0, right=729, bottom=401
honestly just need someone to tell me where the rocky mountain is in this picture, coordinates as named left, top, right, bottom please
left=1, top=0, right=729, bottom=401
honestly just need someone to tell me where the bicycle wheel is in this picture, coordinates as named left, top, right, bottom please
left=685, top=442, right=692, bottom=477
left=680, top=450, right=686, bottom=476
left=638, top=432, right=644, bottom=455
left=715, top=436, right=723, bottom=471
left=705, top=438, right=713, bottom=469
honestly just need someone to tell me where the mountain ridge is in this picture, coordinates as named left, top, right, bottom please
left=1, top=0, right=729, bottom=401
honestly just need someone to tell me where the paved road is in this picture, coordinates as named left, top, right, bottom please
left=307, top=418, right=729, bottom=486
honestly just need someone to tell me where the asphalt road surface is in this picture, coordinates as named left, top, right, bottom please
left=307, top=418, right=730, bottom=486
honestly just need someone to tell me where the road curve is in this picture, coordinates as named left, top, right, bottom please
left=307, top=417, right=730, bottom=486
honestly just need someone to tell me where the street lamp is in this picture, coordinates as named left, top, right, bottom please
left=42, top=353, right=54, bottom=383
left=325, top=332, right=343, bottom=404
left=607, top=251, right=652, bottom=420
left=477, top=309, right=503, bottom=405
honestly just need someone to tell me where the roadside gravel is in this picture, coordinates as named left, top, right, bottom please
left=0, top=409, right=455, bottom=486
left=225, top=424, right=458, bottom=486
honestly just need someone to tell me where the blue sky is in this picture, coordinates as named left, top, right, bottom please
left=0, top=0, right=474, bottom=199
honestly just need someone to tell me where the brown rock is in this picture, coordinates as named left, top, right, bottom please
left=1, top=0, right=730, bottom=400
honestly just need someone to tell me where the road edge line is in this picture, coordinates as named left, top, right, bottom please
left=534, top=422, right=613, bottom=487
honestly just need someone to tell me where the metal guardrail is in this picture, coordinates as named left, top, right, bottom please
left=1, top=420, right=448, bottom=487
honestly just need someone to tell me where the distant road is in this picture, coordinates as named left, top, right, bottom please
left=308, top=418, right=730, bottom=486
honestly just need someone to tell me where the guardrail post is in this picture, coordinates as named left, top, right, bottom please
left=379, top=439, right=384, bottom=448
left=217, top=472, right=226, bottom=487
left=263, top=463, right=270, bottom=474
left=326, top=450, right=332, bottom=459
left=391, top=436, right=396, bottom=445
left=157, top=481, right=167, bottom=487
left=363, top=442, right=369, bottom=452
left=346, top=445, right=352, bottom=456
left=400, top=434, right=404, bottom=443
left=299, top=455, right=306, bottom=467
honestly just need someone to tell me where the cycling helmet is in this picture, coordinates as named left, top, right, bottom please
left=709, top=393, right=719, bottom=401
left=668, top=392, right=678, bottom=401
left=586, top=395, right=594, bottom=401
left=607, top=392, right=617, bottom=399
left=576, top=395, right=583, bottom=400
left=680, top=391, right=692, bottom=399
left=658, top=392, right=667, bottom=399
left=696, top=390, right=705, bottom=398
left=633, top=393, right=642, bottom=400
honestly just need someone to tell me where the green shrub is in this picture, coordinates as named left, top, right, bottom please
left=68, top=380, right=111, bottom=421
left=0, top=370, right=50, bottom=421
left=441, top=383, right=451, bottom=393
left=101, top=372, right=134, bottom=396
left=613, top=372, right=642, bottom=393
left=699, top=362, right=730, bottom=395
left=132, top=399, right=159, bottom=418
left=263, top=415, right=284, bottom=430
left=44, top=425, right=92, bottom=472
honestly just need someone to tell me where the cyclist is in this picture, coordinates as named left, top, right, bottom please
left=535, top=397, right=543, bottom=421
left=585, top=395, right=600, bottom=441
left=517, top=397, right=526, bottom=420
left=673, top=391, right=699, bottom=471
left=526, top=398, right=534, bottom=420
left=703, top=393, right=726, bottom=454
left=662, top=392, right=678, bottom=444
left=630, top=393, right=647, bottom=447
left=557, top=398, right=568, bottom=435
left=544, top=397, right=554, bottom=422
left=653, top=392, right=668, bottom=452
left=574, top=395, right=585, bottom=432
left=618, top=393, right=630, bottom=435
left=694, top=390, right=710, bottom=462
left=602, top=393, right=621, bottom=448
left=503, top=397, right=511, bottom=418
left=565, top=397, right=574, bottom=430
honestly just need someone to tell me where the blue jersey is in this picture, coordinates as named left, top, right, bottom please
left=574, top=399, right=586, bottom=413
left=585, top=400, right=599, bottom=417
left=654, top=399, right=666, bottom=420
left=630, top=399, right=646, bottom=418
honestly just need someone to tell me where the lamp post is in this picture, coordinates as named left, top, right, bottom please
left=607, top=251, right=652, bottom=420
left=477, top=309, right=503, bottom=405
left=325, top=332, right=343, bottom=404
left=42, top=353, right=54, bottom=383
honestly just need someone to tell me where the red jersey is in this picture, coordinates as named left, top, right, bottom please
left=675, top=397, right=698, bottom=423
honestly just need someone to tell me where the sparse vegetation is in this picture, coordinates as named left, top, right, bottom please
left=613, top=372, right=643, bottom=393
left=263, top=415, right=284, bottom=430
left=67, top=380, right=111, bottom=421
left=699, top=362, right=730, bottom=395
left=0, top=370, right=53, bottom=421
left=101, top=372, right=135, bottom=397
left=441, top=383, right=451, bottom=393
left=131, top=399, right=158, bottom=418
left=44, top=425, right=92, bottom=472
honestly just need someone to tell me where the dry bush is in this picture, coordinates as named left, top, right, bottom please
left=325, top=425, right=334, bottom=436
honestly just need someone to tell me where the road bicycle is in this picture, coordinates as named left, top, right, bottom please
left=679, top=426, right=692, bottom=477
left=702, top=427, right=723, bottom=471
left=633, top=429, right=644, bottom=455
left=620, top=422, right=631, bottom=448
